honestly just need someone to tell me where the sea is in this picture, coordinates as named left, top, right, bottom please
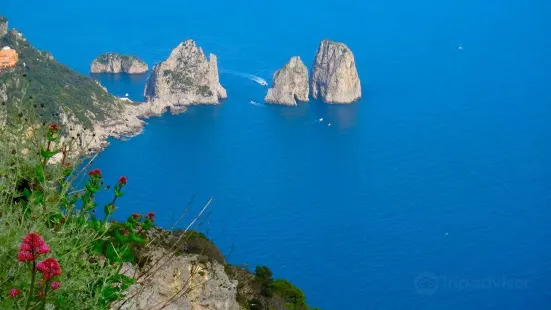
left=3, top=0, right=551, bottom=308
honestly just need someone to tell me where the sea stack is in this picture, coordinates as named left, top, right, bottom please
left=144, top=40, right=227, bottom=105
left=264, top=56, right=309, bottom=106
left=0, top=17, right=7, bottom=37
left=90, top=53, right=148, bottom=74
left=311, top=40, right=361, bottom=103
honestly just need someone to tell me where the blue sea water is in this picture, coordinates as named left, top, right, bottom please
left=4, top=0, right=551, bottom=308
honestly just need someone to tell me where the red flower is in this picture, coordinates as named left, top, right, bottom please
left=36, top=258, right=62, bottom=280
left=17, top=251, right=34, bottom=262
left=23, top=232, right=45, bottom=248
left=37, top=291, right=44, bottom=298
left=51, top=282, right=61, bottom=290
left=132, top=213, right=140, bottom=220
left=88, top=169, right=102, bottom=178
left=48, top=123, right=60, bottom=132
left=17, top=232, right=49, bottom=262
left=147, top=212, right=155, bottom=221
left=19, top=243, right=31, bottom=251
left=9, top=289, right=21, bottom=298
left=118, top=176, right=128, bottom=185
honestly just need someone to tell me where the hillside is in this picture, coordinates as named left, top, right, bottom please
left=0, top=21, right=123, bottom=128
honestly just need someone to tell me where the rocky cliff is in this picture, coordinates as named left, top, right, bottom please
left=118, top=249, right=240, bottom=310
left=265, top=56, right=309, bottom=106
left=144, top=40, right=227, bottom=108
left=311, top=40, right=361, bottom=103
left=0, top=17, right=149, bottom=153
left=112, top=229, right=316, bottom=310
left=90, top=53, right=148, bottom=74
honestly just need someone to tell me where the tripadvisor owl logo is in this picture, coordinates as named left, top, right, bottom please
left=414, top=272, right=439, bottom=295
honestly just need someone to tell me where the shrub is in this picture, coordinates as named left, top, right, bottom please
left=0, top=117, right=153, bottom=309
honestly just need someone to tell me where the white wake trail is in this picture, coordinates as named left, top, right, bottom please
left=221, top=70, right=268, bottom=86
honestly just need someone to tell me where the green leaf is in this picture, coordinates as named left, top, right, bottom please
left=129, top=231, right=145, bottom=244
left=34, top=192, right=43, bottom=205
left=35, top=165, right=45, bottom=183
left=23, top=188, right=32, bottom=199
left=92, top=240, right=105, bottom=254
left=105, top=243, right=121, bottom=262
left=120, top=246, right=135, bottom=263
left=113, top=229, right=129, bottom=243
left=40, top=147, right=59, bottom=159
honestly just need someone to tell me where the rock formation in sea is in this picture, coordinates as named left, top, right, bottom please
left=144, top=40, right=227, bottom=108
left=90, top=53, right=148, bottom=74
left=264, top=56, right=309, bottom=106
left=311, top=39, right=361, bottom=103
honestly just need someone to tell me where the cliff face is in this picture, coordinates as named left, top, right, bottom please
left=117, top=249, right=240, bottom=310
left=265, top=56, right=309, bottom=106
left=90, top=53, right=148, bottom=74
left=144, top=40, right=227, bottom=107
left=311, top=40, right=361, bottom=103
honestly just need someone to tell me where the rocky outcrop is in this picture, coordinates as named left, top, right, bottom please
left=0, top=17, right=7, bottom=37
left=264, top=56, right=309, bottom=106
left=116, top=249, right=240, bottom=310
left=90, top=53, right=148, bottom=74
left=311, top=39, right=361, bottom=103
left=144, top=40, right=227, bottom=107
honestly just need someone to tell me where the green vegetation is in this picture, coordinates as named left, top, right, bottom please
left=224, top=264, right=318, bottom=310
left=0, top=117, right=153, bottom=309
left=0, top=30, right=123, bottom=127
left=0, top=18, right=317, bottom=308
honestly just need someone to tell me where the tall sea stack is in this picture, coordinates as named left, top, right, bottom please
left=310, top=40, right=361, bottom=103
left=144, top=40, right=227, bottom=105
left=264, top=56, right=309, bottom=106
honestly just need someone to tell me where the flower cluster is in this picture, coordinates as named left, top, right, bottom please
left=17, top=232, right=50, bottom=262
left=48, top=123, right=60, bottom=133
left=9, top=289, right=21, bottom=299
left=88, top=169, right=102, bottom=179
left=118, top=176, right=128, bottom=186
left=36, top=258, right=62, bottom=280
left=46, top=123, right=61, bottom=142
left=147, top=212, right=155, bottom=222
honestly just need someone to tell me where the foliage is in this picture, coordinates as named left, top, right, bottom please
left=272, top=279, right=308, bottom=310
left=225, top=264, right=318, bottom=310
left=0, top=115, right=149, bottom=309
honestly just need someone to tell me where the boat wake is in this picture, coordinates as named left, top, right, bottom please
left=250, top=100, right=265, bottom=107
left=221, top=70, right=268, bottom=86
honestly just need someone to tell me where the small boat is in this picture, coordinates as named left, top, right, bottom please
left=319, top=117, right=324, bottom=122
left=125, top=93, right=129, bottom=97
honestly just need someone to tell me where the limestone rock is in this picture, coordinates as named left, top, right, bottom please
left=264, top=56, right=309, bottom=106
left=115, top=250, right=240, bottom=310
left=0, top=17, right=7, bottom=37
left=144, top=40, right=227, bottom=106
left=311, top=39, right=361, bottom=103
left=90, top=53, right=148, bottom=74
